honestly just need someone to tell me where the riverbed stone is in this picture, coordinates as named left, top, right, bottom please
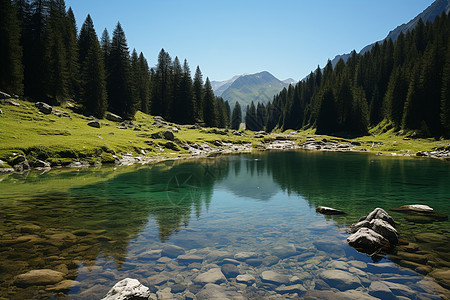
left=46, top=280, right=79, bottom=292
left=246, top=258, right=263, bottom=267
left=193, top=268, right=226, bottom=285
left=205, top=250, right=232, bottom=262
left=382, top=281, right=415, bottom=298
left=17, top=224, right=41, bottom=233
left=177, top=254, right=203, bottom=265
left=221, top=264, right=239, bottom=278
left=147, top=274, right=169, bottom=286
left=236, top=274, right=256, bottom=285
left=271, top=243, right=298, bottom=258
left=429, top=269, right=450, bottom=289
left=415, top=232, right=444, bottom=244
left=196, top=283, right=245, bottom=300
left=102, top=278, right=151, bottom=300
left=275, top=284, right=307, bottom=295
left=161, top=245, right=185, bottom=258
left=221, top=258, right=240, bottom=266
left=261, top=271, right=290, bottom=285
left=368, top=281, right=395, bottom=299
left=15, top=269, right=64, bottom=286
left=138, top=249, right=162, bottom=260
left=319, top=270, right=361, bottom=291
left=234, top=251, right=257, bottom=261
left=262, top=255, right=280, bottom=266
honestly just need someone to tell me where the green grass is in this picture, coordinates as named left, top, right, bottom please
left=1, top=99, right=448, bottom=168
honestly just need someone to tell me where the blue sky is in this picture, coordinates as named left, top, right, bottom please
left=66, top=0, right=434, bottom=82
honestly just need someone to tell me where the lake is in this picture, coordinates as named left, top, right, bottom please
left=0, top=151, right=449, bottom=299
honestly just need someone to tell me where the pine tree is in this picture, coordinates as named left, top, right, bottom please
left=100, top=28, right=110, bottom=65
left=315, top=87, right=337, bottom=134
left=245, top=101, right=258, bottom=131
left=0, top=0, right=24, bottom=95
left=203, top=77, right=218, bottom=127
left=43, top=1, right=69, bottom=103
left=64, top=7, right=79, bottom=99
left=256, top=102, right=267, bottom=131
left=193, top=66, right=204, bottom=121
left=231, top=101, right=242, bottom=130
left=441, top=40, right=450, bottom=137
left=130, top=49, right=140, bottom=111
left=179, top=59, right=195, bottom=124
left=152, top=48, right=172, bottom=117
left=351, top=85, right=369, bottom=135
left=78, top=14, right=107, bottom=118
left=138, top=52, right=151, bottom=114
left=107, top=22, right=134, bottom=119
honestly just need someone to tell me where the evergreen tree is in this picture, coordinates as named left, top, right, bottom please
left=78, top=14, right=107, bottom=118
left=179, top=59, right=195, bottom=124
left=152, top=48, right=172, bottom=117
left=193, top=66, right=204, bottom=121
left=441, top=40, right=450, bottom=137
left=138, top=52, right=151, bottom=114
left=0, top=0, right=24, bottom=94
left=231, top=101, right=242, bottom=130
left=107, top=22, right=134, bottom=118
left=351, top=85, right=369, bottom=135
left=203, top=77, right=218, bottom=127
left=315, top=87, right=337, bottom=134
left=43, top=1, right=69, bottom=103
left=245, top=101, right=258, bottom=131
left=64, top=7, right=79, bottom=99
left=256, top=102, right=267, bottom=131
left=130, top=49, right=140, bottom=111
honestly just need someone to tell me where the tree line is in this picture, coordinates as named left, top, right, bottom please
left=0, top=0, right=231, bottom=127
left=248, top=12, right=450, bottom=137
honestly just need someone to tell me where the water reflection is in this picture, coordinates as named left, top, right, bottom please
left=0, top=151, right=449, bottom=298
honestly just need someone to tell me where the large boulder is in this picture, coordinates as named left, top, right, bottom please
left=14, top=269, right=64, bottom=286
left=316, top=206, right=346, bottom=215
left=360, top=208, right=395, bottom=227
left=106, top=112, right=123, bottom=122
left=347, top=227, right=390, bottom=255
left=102, top=278, right=151, bottom=300
left=369, top=219, right=398, bottom=245
left=35, top=102, right=53, bottom=114
left=163, top=130, right=175, bottom=141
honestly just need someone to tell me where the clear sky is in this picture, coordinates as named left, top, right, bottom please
left=66, top=0, right=435, bottom=82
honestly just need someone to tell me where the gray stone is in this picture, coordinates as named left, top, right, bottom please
left=319, top=270, right=361, bottom=291
left=272, top=243, right=298, bottom=258
left=275, top=284, right=307, bottom=295
left=163, top=130, right=175, bottom=141
left=262, top=255, right=280, bottom=266
left=88, top=120, right=101, bottom=128
left=382, top=281, right=415, bottom=298
left=245, top=258, right=262, bottom=267
left=236, top=274, right=256, bottom=285
left=170, top=283, right=186, bottom=293
left=316, top=206, right=346, bottom=215
left=234, top=252, right=257, bottom=261
left=193, top=268, right=226, bottom=285
left=14, top=161, right=30, bottom=172
left=15, top=269, right=64, bottom=286
left=35, top=102, right=53, bottom=114
left=196, top=283, right=245, bottom=300
left=369, top=218, right=398, bottom=245
left=221, top=258, right=240, bottom=265
left=105, top=112, right=123, bottom=122
left=0, top=91, right=11, bottom=99
left=161, top=244, right=185, bottom=258
left=261, top=271, right=290, bottom=285
left=0, top=108, right=3, bottom=115
left=205, top=250, right=232, bottom=262
left=146, top=274, right=169, bottom=286
left=347, top=227, right=390, bottom=254
left=221, top=264, right=239, bottom=278
left=155, top=287, right=173, bottom=299
left=138, top=249, right=162, bottom=260
left=361, top=207, right=395, bottom=227
left=391, top=204, right=434, bottom=212
left=102, top=278, right=150, bottom=300
left=177, top=254, right=203, bottom=265
left=348, top=220, right=372, bottom=234
left=5, top=99, right=20, bottom=106
left=369, top=281, right=395, bottom=299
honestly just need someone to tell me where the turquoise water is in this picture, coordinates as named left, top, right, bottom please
left=0, top=151, right=449, bottom=299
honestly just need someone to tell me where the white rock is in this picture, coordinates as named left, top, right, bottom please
left=102, top=278, right=151, bottom=300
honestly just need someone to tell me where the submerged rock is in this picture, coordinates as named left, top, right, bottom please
left=319, top=269, right=361, bottom=291
left=261, top=270, right=290, bottom=285
left=161, top=244, right=185, bottom=258
left=102, top=278, right=151, bottom=300
left=391, top=204, right=434, bottom=212
left=15, top=269, right=64, bottom=286
left=316, top=206, right=346, bottom=215
left=193, top=268, right=226, bottom=285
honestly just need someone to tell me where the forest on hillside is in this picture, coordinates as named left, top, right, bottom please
left=0, top=0, right=231, bottom=127
left=248, top=12, right=450, bottom=138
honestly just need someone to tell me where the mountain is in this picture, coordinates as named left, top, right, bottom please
left=330, top=0, right=450, bottom=66
left=215, top=71, right=290, bottom=109
left=211, top=75, right=242, bottom=97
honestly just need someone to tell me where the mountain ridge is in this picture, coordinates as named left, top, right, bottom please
left=330, top=0, right=450, bottom=67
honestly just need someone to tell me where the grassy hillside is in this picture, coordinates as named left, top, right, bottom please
left=0, top=98, right=448, bottom=170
